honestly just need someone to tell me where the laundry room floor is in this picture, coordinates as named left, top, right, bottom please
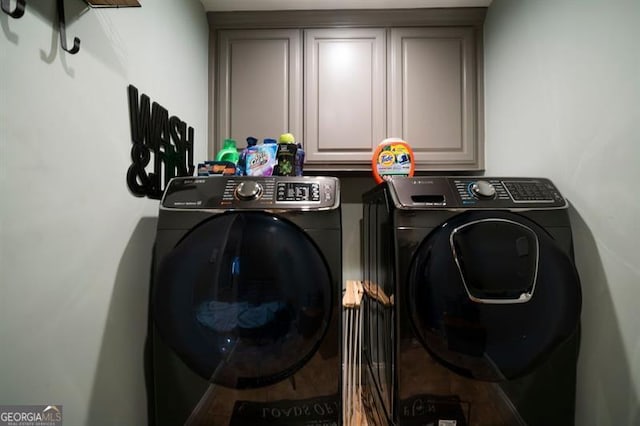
left=399, top=343, right=524, bottom=426
left=185, top=351, right=340, bottom=425
left=185, top=346, right=521, bottom=426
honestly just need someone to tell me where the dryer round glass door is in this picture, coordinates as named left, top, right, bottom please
left=407, top=211, right=581, bottom=381
left=154, top=212, right=333, bottom=389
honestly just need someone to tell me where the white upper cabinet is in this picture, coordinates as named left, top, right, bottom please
left=217, top=29, right=302, bottom=146
left=210, top=9, right=485, bottom=171
left=389, top=27, right=480, bottom=169
left=304, top=29, right=386, bottom=164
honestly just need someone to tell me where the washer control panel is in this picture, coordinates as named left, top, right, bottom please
left=469, top=180, right=497, bottom=199
left=387, top=177, right=567, bottom=209
left=162, top=176, right=339, bottom=211
left=235, top=180, right=264, bottom=200
left=502, top=180, right=557, bottom=202
left=453, top=178, right=562, bottom=205
left=276, top=182, right=321, bottom=202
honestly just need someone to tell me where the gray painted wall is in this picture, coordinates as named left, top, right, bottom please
left=0, top=0, right=209, bottom=424
left=484, top=1, right=640, bottom=424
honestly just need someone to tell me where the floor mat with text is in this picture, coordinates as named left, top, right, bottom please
left=230, top=394, right=340, bottom=426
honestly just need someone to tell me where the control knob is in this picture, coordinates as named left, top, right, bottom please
left=470, top=180, right=496, bottom=199
left=235, top=181, right=263, bottom=200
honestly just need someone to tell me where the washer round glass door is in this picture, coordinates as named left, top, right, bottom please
left=407, top=211, right=581, bottom=381
left=154, top=212, right=333, bottom=389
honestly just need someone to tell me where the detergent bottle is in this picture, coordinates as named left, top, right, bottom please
left=371, top=138, right=415, bottom=184
left=295, top=142, right=305, bottom=176
left=216, top=138, right=240, bottom=164
left=237, top=137, right=258, bottom=175
left=276, top=133, right=298, bottom=176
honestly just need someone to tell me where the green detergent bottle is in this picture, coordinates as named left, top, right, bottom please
left=216, top=139, right=240, bottom=164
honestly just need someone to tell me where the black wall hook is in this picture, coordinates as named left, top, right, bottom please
left=57, top=0, right=80, bottom=54
left=1, top=0, right=26, bottom=18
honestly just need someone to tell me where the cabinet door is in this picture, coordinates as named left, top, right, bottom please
left=304, top=28, right=386, bottom=164
left=217, top=30, right=301, bottom=149
left=390, top=27, right=481, bottom=169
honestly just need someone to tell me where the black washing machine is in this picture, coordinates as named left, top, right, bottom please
left=361, top=177, right=581, bottom=426
left=148, top=176, right=342, bottom=426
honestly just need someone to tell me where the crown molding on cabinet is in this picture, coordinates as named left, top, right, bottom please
left=208, top=7, right=486, bottom=29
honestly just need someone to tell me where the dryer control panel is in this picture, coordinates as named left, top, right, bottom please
left=388, top=177, right=567, bottom=209
left=161, top=176, right=340, bottom=211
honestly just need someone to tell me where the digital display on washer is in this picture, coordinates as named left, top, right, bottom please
left=502, top=180, right=555, bottom=202
left=276, top=182, right=320, bottom=202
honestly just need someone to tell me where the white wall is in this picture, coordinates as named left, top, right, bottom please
left=0, top=0, right=209, bottom=424
left=484, top=0, right=640, bottom=424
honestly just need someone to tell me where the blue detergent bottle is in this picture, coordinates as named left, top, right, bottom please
left=237, top=137, right=258, bottom=175
left=295, top=142, right=305, bottom=176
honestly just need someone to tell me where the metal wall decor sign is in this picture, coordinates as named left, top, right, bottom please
left=127, top=85, right=195, bottom=199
